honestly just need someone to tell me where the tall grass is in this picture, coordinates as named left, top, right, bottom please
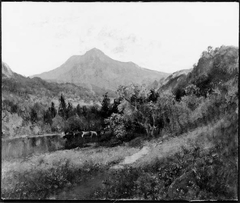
left=1, top=145, right=138, bottom=199
left=2, top=159, right=76, bottom=199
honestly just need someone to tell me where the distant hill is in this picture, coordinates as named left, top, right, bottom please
left=2, top=63, right=105, bottom=138
left=2, top=62, right=100, bottom=106
left=157, top=69, right=192, bottom=92
left=2, top=62, right=15, bottom=78
left=157, top=46, right=239, bottom=95
left=33, top=48, right=169, bottom=91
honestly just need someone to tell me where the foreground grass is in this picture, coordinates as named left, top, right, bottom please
left=93, top=146, right=237, bottom=200
left=1, top=145, right=138, bottom=199
left=135, top=118, right=221, bottom=168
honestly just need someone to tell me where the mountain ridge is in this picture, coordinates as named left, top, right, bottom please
left=1, top=62, right=102, bottom=106
left=33, top=48, right=169, bottom=91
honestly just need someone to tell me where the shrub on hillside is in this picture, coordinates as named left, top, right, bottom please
left=128, top=137, right=144, bottom=148
left=51, top=115, right=65, bottom=132
left=104, top=113, right=127, bottom=139
left=63, top=116, right=87, bottom=133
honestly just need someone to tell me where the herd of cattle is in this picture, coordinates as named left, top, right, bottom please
left=63, top=130, right=99, bottom=140
left=62, top=130, right=102, bottom=148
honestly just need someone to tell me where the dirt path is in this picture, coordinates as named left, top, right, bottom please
left=111, top=146, right=149, bottom=169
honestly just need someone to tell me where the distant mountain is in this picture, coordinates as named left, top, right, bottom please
left=33, top=48, right=169, bottom=91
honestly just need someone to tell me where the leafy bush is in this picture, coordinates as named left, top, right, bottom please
left=104, top=113, right=128, bottom=139
left=93, top=167, right=143, bottom=199
left=128, top=137, right=144, bottom=148
left=63, top=116, right=86, bottom=133
left=51, top=115, right=65, bottom=132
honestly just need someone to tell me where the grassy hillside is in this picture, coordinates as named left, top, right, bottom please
left=158, top=45, right=238, bottom=99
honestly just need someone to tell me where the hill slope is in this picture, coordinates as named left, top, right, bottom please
left=2, top=62, right=100, bottom=105
left=157, top=69, right=192, bottom=92
left=158, top=45, right=239, bottom=96
left=2, top=62, right=103, bottom=137
left=33, top=48, right=169, bottom=91
left=2, top=62, right=15, bottom=78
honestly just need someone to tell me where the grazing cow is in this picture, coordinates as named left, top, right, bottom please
left=81, top=131, right=91, bottom=138
left=90, top=131, right=98, bottom=138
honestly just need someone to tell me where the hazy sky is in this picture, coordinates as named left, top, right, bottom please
left=2, top=2, right=239, bottom=76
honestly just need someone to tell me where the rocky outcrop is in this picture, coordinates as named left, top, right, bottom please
left=158, top=46, right=238, bottom=95
left=158, top=69, right=192, bottom=92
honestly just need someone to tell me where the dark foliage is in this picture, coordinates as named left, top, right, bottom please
left=30, top=108, right=38, bottom=124
left=101, top=92, right=111, bottom=118
left=174, top=88, right=186, bottom=102
left=58, top=94, right=67, bottom=119
left=148, top=89, right=159, bottom=103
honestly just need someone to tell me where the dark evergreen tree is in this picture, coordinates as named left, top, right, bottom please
left=30, top=108, right=38, bottom=124
left=50, top=102, right=57, bottom=118
left=58, top=94, right=67, bottom=119
left=43, top=110, right=52, bottom=125
left=76, top=104, right=81, bottom=117
left=82, top=106, right=88, bottom=118
left=66, top=102, right=74, bottom=119
left=101, top=92, right=111, bottom=118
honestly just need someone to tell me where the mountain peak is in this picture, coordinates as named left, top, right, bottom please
left=89, top=47, right=102, bottom=52
left=84, top=48, right=106, bottom=57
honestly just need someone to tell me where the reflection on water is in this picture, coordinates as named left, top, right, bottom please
left=2, top=134, right=65, bottom=160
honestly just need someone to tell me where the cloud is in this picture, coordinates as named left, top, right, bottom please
left=112, top=43, right=125, bottom=54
